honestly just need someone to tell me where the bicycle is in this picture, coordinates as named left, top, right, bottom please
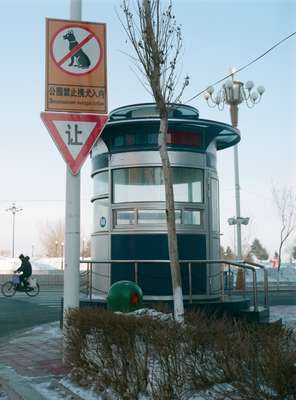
left=1, top=274, right=40, bottom=297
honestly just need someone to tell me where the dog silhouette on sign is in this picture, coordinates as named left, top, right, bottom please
left=63, top=30, right=91, bottom=69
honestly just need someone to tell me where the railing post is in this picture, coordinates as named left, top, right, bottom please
left=208, top=262, right=212, bottom=296
left=86, top=262, right=89, bottom=296
left=188, top=262, right=192, bottom=304
left=264, top=268, right=269, bottom=309
left=135, top=262, right=138, bottom=284
left=253, top=269, right=258, bottom=312
left=221, top=263, right=225, bottom=302
left=89, top=262, right=92, bottom=302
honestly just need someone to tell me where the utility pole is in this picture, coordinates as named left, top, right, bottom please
left=6, top=203, right=22, bottom=258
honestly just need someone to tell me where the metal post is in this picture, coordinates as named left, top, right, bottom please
left=252, top=269, right=258, bottom=312
left=12, top=212, right=15, bottom=258
left=63, top=0, right=82, bottom=316
left=188, top=263, right=192, bottom=304
left=263, top=269, right=269, bottom=309
left=64, top=169, right=81, bottom=310
left=220, top=264, right=225, bottom=302
left=231, top=103, right=245, bottom=291
left=86, top=261, right=89, bottom=295
left=134, top=262, right=138, bottom=284
left=89, top=262, right=93, bottom=301
left=233, top=144, right=242, bottom=260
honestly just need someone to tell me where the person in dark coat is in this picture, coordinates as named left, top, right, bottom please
left=14, top=254, right=32, bottom=287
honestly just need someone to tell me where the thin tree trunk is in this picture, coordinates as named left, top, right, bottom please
left=159, top=114, right=184, bottom=321
left=277, top=243, right=283, bottom=290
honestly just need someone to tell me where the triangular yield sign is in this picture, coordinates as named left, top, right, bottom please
left=41, top=112, right=108, bottom=175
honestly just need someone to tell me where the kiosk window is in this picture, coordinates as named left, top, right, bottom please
left=93, top=171, right=108, bottom=196
left=113, top=167, right=203, bottom=203
left=138, top=209, right=181, bottom=224
left=184, top=210, right=201, bottom=225
left=211, top=179, right=219, bottom=232
left=116, top=210, right=136, bottom=225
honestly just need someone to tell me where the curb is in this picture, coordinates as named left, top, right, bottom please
left=0, top=365, right=85, bottom=400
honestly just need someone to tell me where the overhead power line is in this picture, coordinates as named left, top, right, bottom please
left=185, top=30, right=296, bottom=104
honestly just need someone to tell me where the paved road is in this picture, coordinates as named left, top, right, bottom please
left=0, top=287, right=63, bottom=338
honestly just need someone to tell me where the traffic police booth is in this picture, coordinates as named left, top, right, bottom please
left=90, top=103, right=239, bottom=301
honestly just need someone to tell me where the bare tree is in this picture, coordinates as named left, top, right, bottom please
left=121, top=0, right=189, bottom=321
left=272, top=187, right=296, bottom=270
left=39, top=220, right=64, bottom=257
left=81, top=238, right=91, bottom=258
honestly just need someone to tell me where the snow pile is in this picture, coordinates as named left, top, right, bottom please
left=127, top=308, right=174, bottom=321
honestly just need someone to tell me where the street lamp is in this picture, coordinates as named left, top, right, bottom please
left=228, top=216, right=250, bottom=254
left=55, top=240, right=58, bottom=257
left=204, top=69, right=264, bottom=260
left=6, top=203, right=23, bottom=258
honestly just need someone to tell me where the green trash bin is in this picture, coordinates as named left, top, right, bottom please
left=107, top=280, right=143, bottom=313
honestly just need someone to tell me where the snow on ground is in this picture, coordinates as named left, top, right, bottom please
left=0, top=256, right=62, bottom=273
left=0, top=256, right=90, bottom=274
left=8, top=322, right=62, bottom=345
left=270, top=305, right=296, bottom=330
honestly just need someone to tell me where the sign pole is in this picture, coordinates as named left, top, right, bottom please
left=63, top=0, right=82, bottom=317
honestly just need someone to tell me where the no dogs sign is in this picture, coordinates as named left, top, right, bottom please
left=46, top=18, right=107, bottom=114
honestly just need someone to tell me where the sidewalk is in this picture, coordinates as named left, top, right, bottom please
left=0, top=322, right=79, bottom=400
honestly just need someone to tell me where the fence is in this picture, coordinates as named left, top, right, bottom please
left=79, top=259, right=269, bottom=312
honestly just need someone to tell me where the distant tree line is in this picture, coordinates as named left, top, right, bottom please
left=39, top=220, right=90, bottom=258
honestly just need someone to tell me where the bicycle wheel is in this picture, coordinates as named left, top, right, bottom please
left=25, top=283, right=40, bottom=297
left=1, top=282, right=16, bottom=297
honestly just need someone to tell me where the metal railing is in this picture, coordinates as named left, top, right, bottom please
left=79, top=259, right=269, bottom=312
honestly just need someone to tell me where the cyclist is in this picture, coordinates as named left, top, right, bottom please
left=14, top=254, right=32, bottom=287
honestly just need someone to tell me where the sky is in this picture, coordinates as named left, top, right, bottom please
left=0, top=0, right=295, bottom=259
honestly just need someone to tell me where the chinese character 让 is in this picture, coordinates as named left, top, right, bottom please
left=65, top=124, right=83, bottom=145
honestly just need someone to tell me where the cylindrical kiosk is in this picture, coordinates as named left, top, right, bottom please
left=90, top=103, right=240, bottom=302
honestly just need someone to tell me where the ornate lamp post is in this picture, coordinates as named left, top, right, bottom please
left=6, top=203, right=23, bottom=258
left=204, top=70, right=265, bottom=261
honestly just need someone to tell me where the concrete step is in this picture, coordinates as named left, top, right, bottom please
left=239, top=306, right=270, bottom=322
